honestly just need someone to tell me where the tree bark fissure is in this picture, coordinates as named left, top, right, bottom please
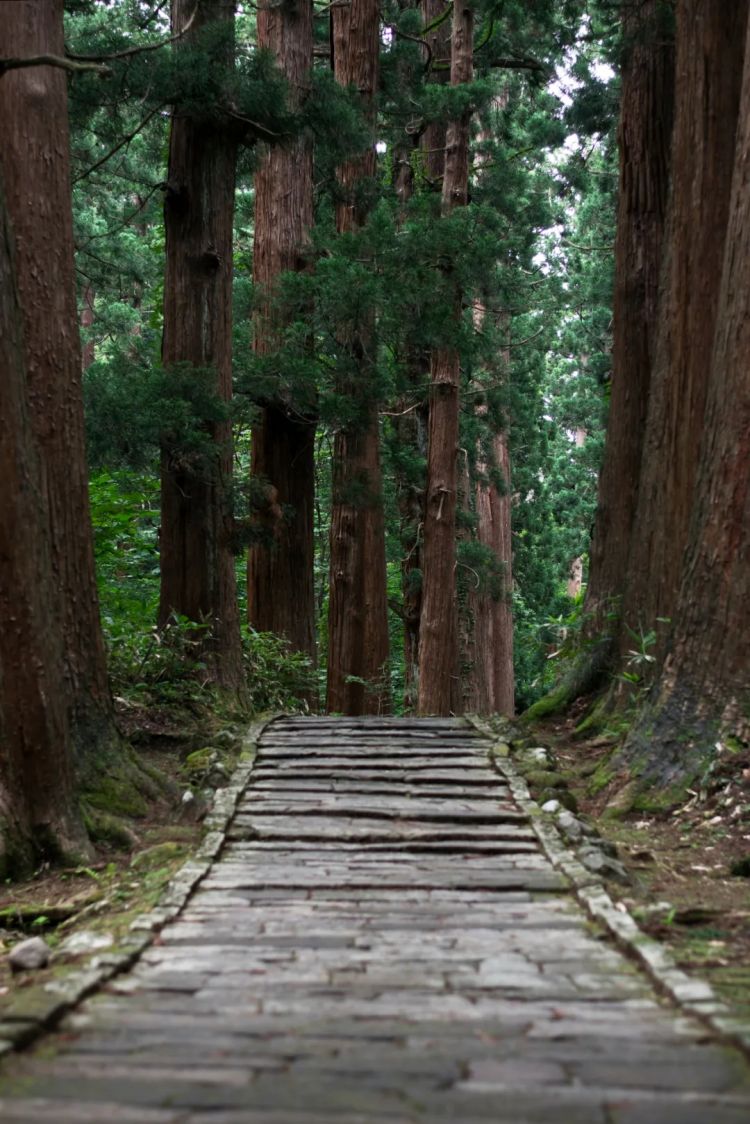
left=248, top=0, right=317, bottom=670
left=582, top=0, right=675, bottom=655
left=617, top=0, right=749, bottom=672
left=159, top=0, right=245, bottom=699
left=326, top=0, right=390, bottom=716
left=620, top=7, right=750, bottom=785
left=0, top=0, right=123, bottom=780
left=417, top=0, right=473, bottom=717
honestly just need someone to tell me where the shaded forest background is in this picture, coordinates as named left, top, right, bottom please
left=1, top=0, right=748, bottom=873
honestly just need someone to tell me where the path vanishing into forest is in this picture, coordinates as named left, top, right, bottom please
left=2, top=717, right=750, bottom=1122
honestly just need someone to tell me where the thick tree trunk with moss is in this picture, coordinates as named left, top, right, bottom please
left=617, top=0, right=749, bottom=672
left=619, top=16, right=750, bottom=793
left=326, top=0, right=390, bottom=716
left=248, top=0, right=317, bottom=672
left=0, top=0, right=125, bottom=784
left=159, top=0, right=245, bottom=701
left=526, top=2, right=675, bottom=720
left=417, top=0, right=473, bottom=716
left=0, top=175, right=91, bottom=877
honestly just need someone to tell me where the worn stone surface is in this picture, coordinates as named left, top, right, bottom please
left=1, top=715, right=749, bottom=1122
left=8, top=937, right=51, bottom=973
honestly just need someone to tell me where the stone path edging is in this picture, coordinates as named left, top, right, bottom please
left=465, top=714, right=750, bottom=1061
left=0, top=712, right=281, bottom=1059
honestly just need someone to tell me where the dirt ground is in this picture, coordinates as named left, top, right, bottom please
left=534, top=710, right=750, bottom=1022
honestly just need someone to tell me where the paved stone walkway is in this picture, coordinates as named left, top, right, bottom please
left=2, top=716, right=750, bottom=1122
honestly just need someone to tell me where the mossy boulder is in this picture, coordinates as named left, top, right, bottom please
left=182, top=748, right=214, bottom=780
left=524, top=769, right=567, bottom=789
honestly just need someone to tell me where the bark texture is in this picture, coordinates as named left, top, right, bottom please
left=464, top=428, right=514, bottom=716
left=417, top=0, right=473, bottom=716
left=581, top=0, right=675, bottom=659
left=0, top=0, right=122, bottom=780
left=0, top=174, right=90, bottom=876
left=618, top=0, right=749, bottom=667
left=159, top=0, right=245, bottom=699
left=621, top=12, right=750, bottom=788
left=248, top=0, right=317, bottom=667
left=397, top=0, right=452, bottom=711
left=326, top=0, right=390, bottom=715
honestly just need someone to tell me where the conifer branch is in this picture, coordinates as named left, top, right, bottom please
left=66, top=9, right=197, bottom=64
left=0, top=55, right=112, bottom=78
left=223, top=107, right=283, bottom=143
left=73, top=104, right=165, bottom=184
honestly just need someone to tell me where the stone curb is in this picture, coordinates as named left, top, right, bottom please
left=0, top=711, right=284, bottom=1060
left=465, top=715, right=750, bottom=1062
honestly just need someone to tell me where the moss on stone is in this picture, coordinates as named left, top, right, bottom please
left=524, top=684, right=574, bottom=722
left=524, top=769, right=567, bottom=789
left=81, top=806, right=138, bottom=850
left=82, top=773, right=149, bottom=819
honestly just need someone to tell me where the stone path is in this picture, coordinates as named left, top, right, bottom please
left=2, top=716, right=750, bottom=1122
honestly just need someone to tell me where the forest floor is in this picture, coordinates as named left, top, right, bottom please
left=529, top=709, right=750, bottom=1026
left=0, top=703, right=238, bottom=1006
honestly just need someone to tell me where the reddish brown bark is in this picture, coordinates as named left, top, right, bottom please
left=0, top=171, right=90, bottom=875
left=618, top=0, right=749, bottom=669
left=622, top=13, right=750, bottom=785
left=248, top=0, right=317, bottom=668
left=159, top=0, right=245, bottom=699
left=417, top=0, right=473, bottom=716
left=464, top=428, right=514, bottom=716
left=0, top=0, right=122, bottom=779
left=80, top=284, right=95, bottom=370
left=581, top=0, right=675, bottom=662
left=326, top=0, right=390, bottom=715
left=397, top=0, right=452, bottom=711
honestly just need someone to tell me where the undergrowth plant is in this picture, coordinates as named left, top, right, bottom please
left=91, top=470, right=315, bottom=714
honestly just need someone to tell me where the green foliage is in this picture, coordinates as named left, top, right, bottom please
left=90, top=471, right=313, bottom=713
left=74, top=0, right=616, bottom=718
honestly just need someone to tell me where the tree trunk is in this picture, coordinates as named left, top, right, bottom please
left=0, top=0, right=124, bottom=783
left=579, top=0, right=675, bottom=667
left=467, top=427, right=514, bottom=716
left=617, top=0, right=749, bottom=672
left=620, top=12, right=750, bottom=790
left=417, top=0, right=473, bottom=716
left=397, top=0, right=452, bottom=711
left=159, top=0, right=245, bottom=700
left=248, top=0, right=317, bottom=672
left=80, top=284, right=96, bottom=371
left=0, top=172, right=91, bottom=877
left=326, top=0, right=390, bottom=715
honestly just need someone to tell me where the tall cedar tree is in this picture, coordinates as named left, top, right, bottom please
left=616, top=0, right=749, bottom=671
left=465, top=394, right=514, bottom=714
left=462, top=104, right=514, bottom=717
left=417, top=0, right=474, bottom=716
left=0, top=171, right=91, bottom=874
left=0, top=0, right=124, bottom=783
left=396, top=0, right=452, bottom=710
left=159, top=0, right=246, bottom=699
left=620, top=9, right=750, bottom=786
left=248, top=0, right=317, bottom=669
left=326, top=0, right=391, bottom=715
left=577, top=0, right=675, bottom=689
